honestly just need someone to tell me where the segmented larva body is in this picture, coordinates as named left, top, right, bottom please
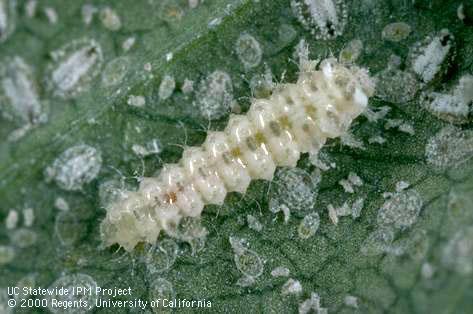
left=100, top=58, right=375, bottom=251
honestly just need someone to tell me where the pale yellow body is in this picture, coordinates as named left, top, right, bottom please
left=100, top=59, right=375, bottom=251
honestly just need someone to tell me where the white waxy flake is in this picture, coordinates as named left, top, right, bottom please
left=421, top=262, right=435, bottom=279
left=457, top=4, right=465, bottom=21
left=44, top=7, right=58, bottom=24
left=271, top=266, right=290, bottom=277
left=22, top=208, right=34, bottom=227
left=344, top=295, right=358, bottom=308
left=100, top=7, right=121, bottom=31
left=181, top=78, right=194, bottom=94
left=328, top=204, right=339, bottom=225
left=395, top=181, right=410, bottom=192
left=54, top=197, right=69, bottom=211
left=334, top=201, right=352, bottom=218
left=368, top=135, right=386, bottom=145
left=122, top=37, right=136, bottom=51
left=339, top=179, right=354, bottom=193
left=81, top=4, right=97, bottom=25
left=132, top=139, right=161, bottom=157
left=309, top=151, right=336, bottom=171
left=294, top=39, right=311, bottom=71
left=281, top=278, right=302, bottom=296
left=270, top=201, right=292, bottom=223
left=399, top=123, right=415, bottom=135
left=127, top=95, right=146, bottom=108
left=0, top=0, right=16, bottom=43
left=385, top=119, right=403, bottom=130
left=158, top=75, right=176, bottom=100
left=385, top=119, right=415, bottom=135
left=246, top=214, right=263, bottom=232
left=208, top=17, right=222, bottom=28
left=340, top=132, right=365, bottom=149
left=363, top=105, right=391, bottom=122
left=299, top=292, right=321, bottom=314
left=25, top=0, right=37, bottom=18
left=298, top=212, right=320, bottom=239
left=131, top=144, right=148, bottom=156
left=351, top=197, right=364, bottom=219
left=348, top=172, right=363, bottom=186
left=5, top=209, right=18, bottom=229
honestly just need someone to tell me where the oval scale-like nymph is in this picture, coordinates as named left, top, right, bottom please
left=100, top=58, right=375, bottom=251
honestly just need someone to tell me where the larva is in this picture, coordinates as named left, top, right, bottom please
left=100, top=58, right=375, bottom=251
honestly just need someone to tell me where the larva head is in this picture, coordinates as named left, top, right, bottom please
left=297, top=58, right=374, bottom=138
left=319, top=58, right=375, bottom=101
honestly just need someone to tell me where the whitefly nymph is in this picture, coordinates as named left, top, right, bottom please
left=100, top=58, right=375, bottom=251
left=291, top=0, right=347, bottom=40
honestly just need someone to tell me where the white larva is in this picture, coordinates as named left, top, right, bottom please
left=43, top=7, right=58, bottom=24
left=100, top=58, right=375, bottom=251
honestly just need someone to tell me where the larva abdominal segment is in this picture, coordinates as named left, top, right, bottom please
left=100, top=58, right=375, bottom=251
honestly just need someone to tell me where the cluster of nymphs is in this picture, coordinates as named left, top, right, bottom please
left=100, top=58, right=375, bottom=251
